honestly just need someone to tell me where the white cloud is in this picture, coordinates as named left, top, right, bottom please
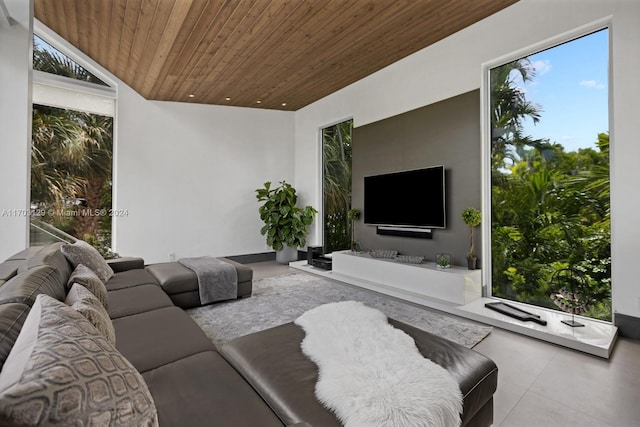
left=529, top=59, right=552, bottom=76
left=579, top=80, right=606, bottom=89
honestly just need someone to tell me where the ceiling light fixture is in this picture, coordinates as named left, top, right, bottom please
left=281, top=102, right=287, bottom=107
left=256, top=100, right=262, bottom=104
left=225, top=97, right=231, bottom=101
left=188, top=94, right=195, bottom=98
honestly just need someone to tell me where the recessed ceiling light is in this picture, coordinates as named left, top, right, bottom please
left=225, top=97, right=231, bottom=101
left=256, top=100, right=262, bottom=104
left=188, top=94, right=195, bottom=98
left=281, top=102, right=287, bottom=107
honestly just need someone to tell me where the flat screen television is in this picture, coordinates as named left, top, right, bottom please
left=364, top=165, right=446, bottom=228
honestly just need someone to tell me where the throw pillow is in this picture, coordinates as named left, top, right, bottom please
left=68, top=264, right=109, bottom=309
left=0, top=294, right=158, bottom=426
left=61, top=240, right=114, bottom=284
left=66, top=283, right=116, bottom=346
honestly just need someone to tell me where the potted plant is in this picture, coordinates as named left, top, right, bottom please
left=435, top=253, right=451, bottom=269
left=347, top=208, right=361, bottom=252
left=256, top=181, right=317, bottom=264
left=461, top=207, right=481, bottom=270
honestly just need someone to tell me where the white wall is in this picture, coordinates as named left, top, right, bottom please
left=295, top=0, right=640, bottom=318
left=115, top=88, right=295, bottom=263
left=0, top=0, right=31, bottom=261
left=14, top=19, right=296, bottom=265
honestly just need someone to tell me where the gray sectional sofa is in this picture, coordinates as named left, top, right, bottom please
left=0, top=243, right=498, bottom=426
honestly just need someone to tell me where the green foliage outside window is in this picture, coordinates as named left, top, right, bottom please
left=323, top=120, right=354, bottom=253
left=490, top=58, right=611, bottom=321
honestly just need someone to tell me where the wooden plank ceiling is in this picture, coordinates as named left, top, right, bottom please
left=34, top=0, right=517, bottom=111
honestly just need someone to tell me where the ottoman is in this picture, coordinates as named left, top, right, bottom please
left=145, top=259, right=252, bottom=309
left=219, top=319, right=498, bottom=427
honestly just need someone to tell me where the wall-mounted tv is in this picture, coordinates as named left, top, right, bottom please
left=364, top=165, right=446, bottom=229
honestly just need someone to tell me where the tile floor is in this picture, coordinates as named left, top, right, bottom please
left=247, top=260, right=640, bottom=427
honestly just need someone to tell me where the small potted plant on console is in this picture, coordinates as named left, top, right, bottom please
left=347, top=208, right=361, bottom=252
left=461, top=207, right=481, bottom=270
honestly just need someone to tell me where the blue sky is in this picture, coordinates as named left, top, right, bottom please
left=515, top=29, right=608, bottom=152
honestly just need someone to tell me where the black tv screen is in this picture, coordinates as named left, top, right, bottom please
left=364, top=166, right=446, bottom=228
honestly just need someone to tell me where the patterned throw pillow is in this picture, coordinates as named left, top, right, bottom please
left=68, top=264, right=109, bottom=309
left=66, top=283, right=116, bottom=345
left=0, top=294, right=158, bottom=427
left=61, top=240, right=114, bottom=284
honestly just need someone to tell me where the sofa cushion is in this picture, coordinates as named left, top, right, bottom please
left=66, top=283, right=116, bottom=345
left=146, top=260, right=252, bottom=295
left=68, top=264, right=108, bottom=308
left=388, top=319, right=498, bottom=425
left=61, top=240, right=114, bottom=284
left=112, top=306, right=215, bottom=373
left=4, top=247, right=43, bottom=261
left=145, top=262, right=197, bottom=295
left=0, top=261, right=22, bottom=282
left=18, top=242, right=72, bottom=289
left=0, top=265, right=66, bottom=306
left=220, top=322, right=342, bottom=426
left=142, top=351, right=283, bottom=427
left=107, top=284, right=173, bottom=320
left=105, top=269, right=159, bottom=291
left=220, top=320, right=498, bottom=427
left=0, top=294, right=158, bottom=426
left=0, top=303, right=30, bottom=371
left=107, top=257, right=144, bottom=273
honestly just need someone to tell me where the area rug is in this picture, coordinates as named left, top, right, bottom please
left=187, top=271, right=492, bottom=348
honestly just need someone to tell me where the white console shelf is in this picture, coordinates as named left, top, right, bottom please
left=330, top=251, right=481, bottom=307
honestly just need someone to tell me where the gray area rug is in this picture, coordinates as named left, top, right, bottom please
left=187, top=271, right=492, bottom=348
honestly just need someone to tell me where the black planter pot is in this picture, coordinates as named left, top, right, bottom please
left=467, top=256, right=477, bottom=270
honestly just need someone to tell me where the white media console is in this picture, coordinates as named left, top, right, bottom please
left=331, top=251, right=482, bottom=306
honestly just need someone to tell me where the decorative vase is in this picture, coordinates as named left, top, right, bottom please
left=467, top=256, right=477, bottom=270
left=276, top=245, right=298, bottom=264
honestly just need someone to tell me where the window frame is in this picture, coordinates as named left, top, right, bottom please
left=480, top=17, right=613, bottom=300
left=33, top=21, right=117, bottom=117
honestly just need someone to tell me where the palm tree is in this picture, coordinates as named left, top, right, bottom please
left=31, top=39, right=113, bottom=242
left=323, top=120, right=353, bottom=252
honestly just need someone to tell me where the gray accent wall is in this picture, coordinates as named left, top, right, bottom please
left=352, top=90, right=481, bottom=267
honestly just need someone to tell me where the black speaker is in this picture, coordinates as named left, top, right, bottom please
left=307, top=246, right=323, bottom=265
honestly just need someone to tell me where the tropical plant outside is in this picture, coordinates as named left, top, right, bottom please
left=490, top=52, right=611, bottom=321
left=30, top=37, right=115, bottom=255
left=323, top=120, right=353, bottom=253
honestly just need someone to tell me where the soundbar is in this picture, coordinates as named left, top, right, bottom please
left=376, top=226, right=433, bottom=239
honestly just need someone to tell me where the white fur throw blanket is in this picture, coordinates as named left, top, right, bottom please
left=294, top=301, right=462, bottom=427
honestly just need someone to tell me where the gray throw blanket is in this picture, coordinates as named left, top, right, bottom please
left=178, top=257, right=238, bottom=305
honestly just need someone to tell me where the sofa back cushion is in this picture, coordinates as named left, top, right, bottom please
left=18, top=242, right=72, bottom=287
left=0, top=294, right=158, bottom=426
left=0, top=303, right=30, bottom=371
left=61, top=240, right=114, bottom=284
left=0, top=265, right=66, bottom=306
left=68, top=264, right=108, bottom=308
left=65, top=283, right=115, bottom=345
left=0, top=261, right=22, bottom=283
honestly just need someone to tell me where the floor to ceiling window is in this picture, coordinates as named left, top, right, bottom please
left=488, top=28, right=611, bottom=321
left=322, top=119, right=354, bottom=253
left=30, top=33, right=116, bottom=257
